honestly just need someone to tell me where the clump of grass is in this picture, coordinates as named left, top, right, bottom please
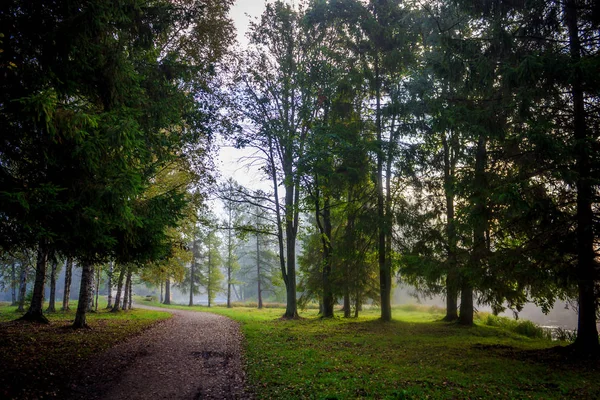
left=554, top=327, right=577, bottom=343
left=484, top=314, right=551, bottom=339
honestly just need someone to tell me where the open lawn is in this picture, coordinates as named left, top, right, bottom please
left=147, top=300, right=600, bottom=399
left=0, top=301, right=170, bottom=399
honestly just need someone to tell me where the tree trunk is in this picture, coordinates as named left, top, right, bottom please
left=163, top=278, right=171, bottom=305
left=564, top=0, right=599, bottom=353
left=111, top=267, right=125, bottom=312
left=122, top=269, right=131, bottom=310
left=95, top=265, right=101, bottom=311
left=208, top=246, right=212, bottom=307
left=160, top=280, right=163, bottom=303
left=375, top=55, right=392, bottom=322
left=343, top=289, right=351, bottom=318
left=17, top=264, right=28, bottom=312
left=62, top=257, right=73, bottom=311
left=128, top=272, right=133, bottom=309
left=46, top=256, right=58, bottom=313
left=20, top=240, right=49, bottom=323
left=10, top=262, right=17, bottom=306
left=256, top=234, right=263, bottom=309
left=459, top=135, right=487, bottom=325
left=321, top=194, right=334, bottom=318
left=190, top=234, right=196, bottom=307
left=87, top=264, right=95, bottom=312
left=106, top=262, right=113, bottom=309
left=442, top=132, right=459, bottom=322
left=73, top=261, right=92, bottom=329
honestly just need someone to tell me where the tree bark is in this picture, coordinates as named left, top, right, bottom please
left=227, top=213, right=232, bottom=308
left=190, top=234, right=196, bottom=306
left=106, top=261, right=113, bottom=309
left=95, top=265, right=101, bottom=311
left=128, top=272, right=133, bottom=309
left=17, top=264, right=28, bottom=312
left=459, top=135, right=487, bottom=325
left=442, top=132, right=459, bottom=322
left=160, top=280, right=163, bottom=303
left=122, top=269, right=131, bottom=310
left=10, top=262, right=17, bottom=306
left=375, top=55, right=392, bottom=322
left=73, top=261, right=92, bottom=329
left=46, top=256, right=58, bottom=313
left=87, top=264, right=95, bottom=312
left=62, top=257, right=73, bottom=311
left=256, top=233, right=263, bottom=309
left=20, top=240, right=49, bottom=323
left=163, top=278, right=171, bottom=305
left=111, top=267, right=125, bottom=312
left=565, top=0, right=599, bottom=353
left=319, top=193, right=334, bottom=318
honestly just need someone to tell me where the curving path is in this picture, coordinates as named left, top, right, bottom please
left=68, top=305, right=250, bottom=399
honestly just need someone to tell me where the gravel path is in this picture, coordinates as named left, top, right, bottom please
left=68, top=305, right=250, bottom=399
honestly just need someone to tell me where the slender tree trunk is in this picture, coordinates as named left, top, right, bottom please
left=21, top=240, right=49, bottom=323
left=17, top=264, right=28, bottom=312
left=87, top=264, right=95, bottom=312
left=73, top=261, right=92, bottom=329
left=106, top=262, right=113, bottom=309
left=11, top=263, right=17, bottom=306
left=163, top=278, right=171, bottom=305
left=564, top=0, right=599, bottom=353
left=160, top=281, right=163, bottom=303
left=46, top=257, right=58, bottom=313
left=62, top=257, right=73, bottom=311
left=208, top=244, right=212, bottom=307
left=95, top=265, right=101, bottom=311
left=442, top=132, right=459, bottom=322
left=227, top=224, right=232, bottom=308
left=190, top=235, right=196, bottom=307
left=320, top=194, right=334, bottom=318
left=128, top=273, right=133, bottom=309
left=111, top=267, right=125, bottom=312
left=375, top=56, right=392, bottom=322
left=256, top=234, right=263, bottom=309
left=459, top=135, right=487, bottom=325
left=122, top=270, right=131, bottom=310
left=344, top=289, right=351, bottom=318
left=354, top=293, right=360, bottom=318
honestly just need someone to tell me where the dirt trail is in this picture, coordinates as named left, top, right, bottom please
left=68, top=305, right=250, bottom=399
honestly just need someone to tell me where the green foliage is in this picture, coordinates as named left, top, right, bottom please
left=484, top=315, right=552, bottom=340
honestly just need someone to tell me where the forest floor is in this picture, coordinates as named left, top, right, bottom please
left=0, top=301, right=170, bottom=399
left=0, top=302, right=249, bottom=399
left=148, top=301, right=600, bottom=399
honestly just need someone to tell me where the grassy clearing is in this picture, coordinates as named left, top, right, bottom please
left=0, top=301, right=170, bottom=399
left=147, top=299, right=600, bottom=399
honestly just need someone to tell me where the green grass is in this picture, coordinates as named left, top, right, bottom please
left=0, top=300, right=171, bottom=399
left=147, top=299, right=600, bottom=399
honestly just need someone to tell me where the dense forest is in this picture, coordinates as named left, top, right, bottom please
left=1, top=0, right=599, bottom=357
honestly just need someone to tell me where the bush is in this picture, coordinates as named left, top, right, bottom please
left=484, top=314, right=551, bottom=340
left=554, top=327, right=577, bottom=342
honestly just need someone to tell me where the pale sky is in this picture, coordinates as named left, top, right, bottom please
left=215, top=1, right=284, bottom=191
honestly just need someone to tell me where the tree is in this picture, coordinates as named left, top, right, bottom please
left=235, top=1, right=317, bottom=318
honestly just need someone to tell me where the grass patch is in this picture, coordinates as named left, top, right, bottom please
left=148, top=300, right=600, bottom=399
left=0, top=301, right=170, bottom=399
left=484, top=314, right=552, bottom=340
